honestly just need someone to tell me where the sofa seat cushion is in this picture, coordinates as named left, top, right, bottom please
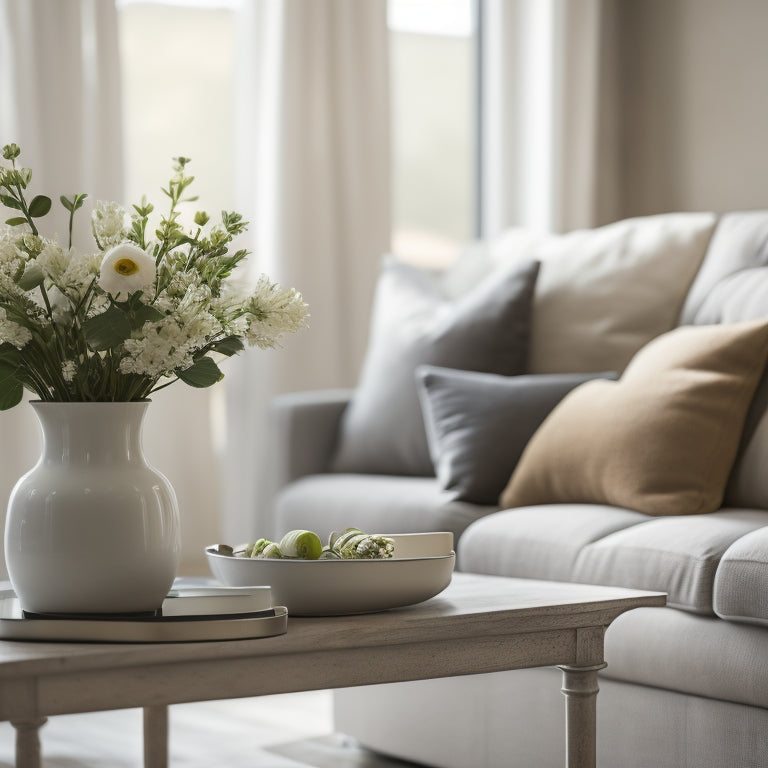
left=456, top=505, right=648, bottom=582
left=604, top=606, right=768, bottom=709
left=458, top=506, right=768, bottom=614
left=714, top=525, right=768, bottom=626
left=573, top=510, right=768, bottom=613
left=273, top=474, right=496, bottom=547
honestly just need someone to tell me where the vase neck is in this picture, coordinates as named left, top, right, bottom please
left=31, top=402, right=149, bottom=466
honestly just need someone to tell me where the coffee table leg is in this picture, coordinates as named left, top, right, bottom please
left=11, top=717, right=47, bottom=768
left=558, top=662, right=607, bottom=768
left=143, top=705, right=168, bottom=768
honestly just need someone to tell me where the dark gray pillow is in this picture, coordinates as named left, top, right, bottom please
left=331, top=257, right=540, bottom=476
left=417, top=366, right=619, bottom=504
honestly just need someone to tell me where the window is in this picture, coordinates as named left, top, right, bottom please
left=117, top=0, right=242, bottom=219
left=388, top=0, right=479, bottom=268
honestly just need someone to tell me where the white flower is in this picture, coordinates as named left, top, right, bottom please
left=244, top=275, right=309, bottom=349
left=0, top=227, right=24, bottom=273
left=91, top=201, right=127, bottom=248
left=98, top=243, right=156, bottom=300
left=61, top=360, right=77, bottom=382
left=0, top=308, right=31, bottom=349
left=37, top=240, right=70, bottom=282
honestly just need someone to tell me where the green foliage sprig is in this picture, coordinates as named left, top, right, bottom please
left=0, top=144, right=309, bottom=409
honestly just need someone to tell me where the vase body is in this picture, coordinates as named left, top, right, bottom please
left=4, top=401, right=181, bottom=614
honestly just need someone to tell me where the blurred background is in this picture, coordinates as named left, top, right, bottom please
left=2, top=0, right=768, bottom=575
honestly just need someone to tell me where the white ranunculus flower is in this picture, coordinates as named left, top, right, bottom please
left=98, top=243, right=156, bottom=300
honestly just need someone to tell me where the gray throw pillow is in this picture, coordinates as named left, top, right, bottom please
left=331, top=257, right=540, bottom=476
left=417, top=366, right=618, bottom=504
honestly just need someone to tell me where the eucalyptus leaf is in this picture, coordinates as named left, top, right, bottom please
left=59, top=195, right=74, bottom=213
left=17, top=261, right=44, bottom=291
left=0, top=194, right=21, bottom=210
left=83, top=305, right=132, bottom=351
left=176, top=356, right=223, bottom=388
left=5, top=217, right=27, bottom=227
left=0, top=363, right=23, bottom=410
left=131, top=304, right=165, bottom=328
left=28, top=195, right=52, bottom=218
left=213, top=336, right=244, bottom=357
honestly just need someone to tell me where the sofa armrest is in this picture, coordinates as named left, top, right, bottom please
left=269, top=389, right=353, bottom=488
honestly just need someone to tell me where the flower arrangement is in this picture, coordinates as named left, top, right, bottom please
left=0, top=144, right=309, bottom=409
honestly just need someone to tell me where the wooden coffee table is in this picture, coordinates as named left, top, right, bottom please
left=0, top=573, right=664, bottom=768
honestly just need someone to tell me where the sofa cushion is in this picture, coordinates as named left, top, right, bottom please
left=416, top=367, right=618, bottom=505
left=499, top=320, right=768, bottom=517
left=714, top=526, right=768, bottom=626
left=573, top=510, right=768, bottom=613
left=273, top=474, right=496, bottom=547
left=330, top=257, right=540, bottom=477
left=690, top=266, right=768, bottom=510
left=457, top=505, right=648, bottom=582
left=679, top=211, right=768, bottom=325
left=604, top=606, right=768, bottom=709
left=443, top=213, right=716, bottom=373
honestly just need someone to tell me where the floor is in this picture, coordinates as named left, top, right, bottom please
left=0, top=691, right=422, bottom=768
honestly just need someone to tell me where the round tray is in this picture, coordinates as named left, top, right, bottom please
left=0, top=590, right=287, bottom=643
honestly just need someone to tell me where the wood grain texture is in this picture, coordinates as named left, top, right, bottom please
left=0, top=573, right=665, bottom=768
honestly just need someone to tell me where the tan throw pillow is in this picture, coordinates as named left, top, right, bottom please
left=499, top=320, right=768, bottom=516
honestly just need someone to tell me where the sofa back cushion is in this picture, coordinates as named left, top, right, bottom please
left=691, top=264, right=768, bottom=510
left=442, top=213, right=716, bottom=373
left=679, top=211, right=768, bottom=325
left=330, top=257, right=539, bottom=477
left=499, top=320, right=768, bottom=516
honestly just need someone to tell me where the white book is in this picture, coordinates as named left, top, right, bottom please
left=161, top=586, right=273, bottom=617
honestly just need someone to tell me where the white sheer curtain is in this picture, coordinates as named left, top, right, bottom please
left=225, top=0, right=391, bottom=541
left=481, top=0, right=620, bottom=235
left=0, top=0, right=221, bottom=576
left=0, top=0, right=124, bottom=579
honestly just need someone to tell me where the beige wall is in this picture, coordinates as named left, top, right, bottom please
left=616, top=0, right=768, bottom=218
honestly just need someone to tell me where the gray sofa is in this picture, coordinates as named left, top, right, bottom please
left=270, top=211, right=768, bottom=767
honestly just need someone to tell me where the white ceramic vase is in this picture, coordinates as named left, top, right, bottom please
left=4, top=401, right=181, bottom=614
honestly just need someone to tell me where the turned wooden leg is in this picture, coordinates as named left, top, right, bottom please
left=558, top=662, right=607, bottom=768
left=11, top=717, right=47, bottom=768
left=143, top=705, right=168, bottom=768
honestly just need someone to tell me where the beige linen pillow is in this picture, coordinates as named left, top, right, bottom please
left=499, top=320, right=768, bottom=516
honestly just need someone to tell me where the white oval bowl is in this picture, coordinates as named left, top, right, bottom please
left=205, top=532, right=455, bottom=616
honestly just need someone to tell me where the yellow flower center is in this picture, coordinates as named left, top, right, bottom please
left=114, top=258, right=140, bottom=276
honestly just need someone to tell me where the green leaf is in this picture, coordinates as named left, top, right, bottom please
left=28, top=195, right=51, bottom=218
left=175, top=356, right=223, bottom=388
left=0, top=362, right=23, bottom=410
left=59, top=195, right=74, bottom=213
left=131, top=304, right=165, bottom=328
left=0, top=343, right=23, bottom=367
left=5, top=217, right=27, bottom=227
left=73, top=193, right=87, bottom=210
left=0, top=194, right=21, bottom=210
left=83, top=305, right=132, bottom=351
left=212, top=336, right=244, bottom=357
left=17, top=261, right=44, bottom=291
